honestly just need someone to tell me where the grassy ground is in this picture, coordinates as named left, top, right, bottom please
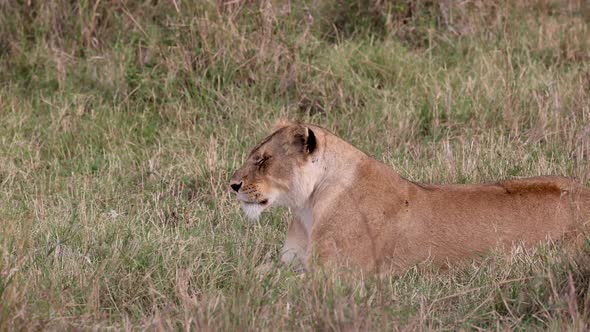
left=1, top=0, right=590, bottom=330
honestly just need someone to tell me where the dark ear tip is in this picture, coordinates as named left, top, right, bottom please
left=306, top=127, right=316, bottom=154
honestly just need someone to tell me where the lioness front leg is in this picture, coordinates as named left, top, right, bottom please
left=281, top=216, right=308, bottom=270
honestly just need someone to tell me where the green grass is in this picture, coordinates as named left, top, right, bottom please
left=1, top=0, right=590, bottom=329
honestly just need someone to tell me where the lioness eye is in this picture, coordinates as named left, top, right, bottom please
left=256, top=155, right=270, bottom=166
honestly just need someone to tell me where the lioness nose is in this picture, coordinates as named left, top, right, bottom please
left=230, top=181, right=242, bottom=192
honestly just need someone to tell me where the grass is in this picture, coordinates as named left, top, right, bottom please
left=1, top=0, right=590, bottom=329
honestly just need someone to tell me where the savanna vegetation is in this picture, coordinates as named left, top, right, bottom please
left=1, top=0, right=589, bottom=330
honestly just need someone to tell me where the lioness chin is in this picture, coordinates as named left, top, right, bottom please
left=230, top=119, right=590, bottom=273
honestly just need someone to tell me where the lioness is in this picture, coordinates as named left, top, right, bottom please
left=229, top=120, right=590, bottom=272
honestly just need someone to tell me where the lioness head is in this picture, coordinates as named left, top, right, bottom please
left=229, top=121, right=317, bottom=220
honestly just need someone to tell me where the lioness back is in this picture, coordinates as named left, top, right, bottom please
left=390, top=176, right=590, bottom=268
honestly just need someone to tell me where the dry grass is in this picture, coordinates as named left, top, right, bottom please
left=1, top=0, right=590, bottom=330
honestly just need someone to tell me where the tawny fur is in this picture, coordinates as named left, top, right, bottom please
left=230, top=120, right=590, bottom=273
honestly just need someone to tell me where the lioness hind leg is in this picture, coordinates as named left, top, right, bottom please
left=281, top=216, right=308, bottom=270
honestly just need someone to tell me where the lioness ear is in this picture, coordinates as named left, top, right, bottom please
left=290, top=126, right=316, bottom=156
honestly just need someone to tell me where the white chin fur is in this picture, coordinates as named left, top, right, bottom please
left=241, top=203, right=266, bottom=221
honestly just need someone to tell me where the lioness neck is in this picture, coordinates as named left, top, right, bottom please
left=292, top=127, right=370, bottom=233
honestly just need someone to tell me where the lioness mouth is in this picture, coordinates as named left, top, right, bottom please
left=241, top=199, right=268, bottom=205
